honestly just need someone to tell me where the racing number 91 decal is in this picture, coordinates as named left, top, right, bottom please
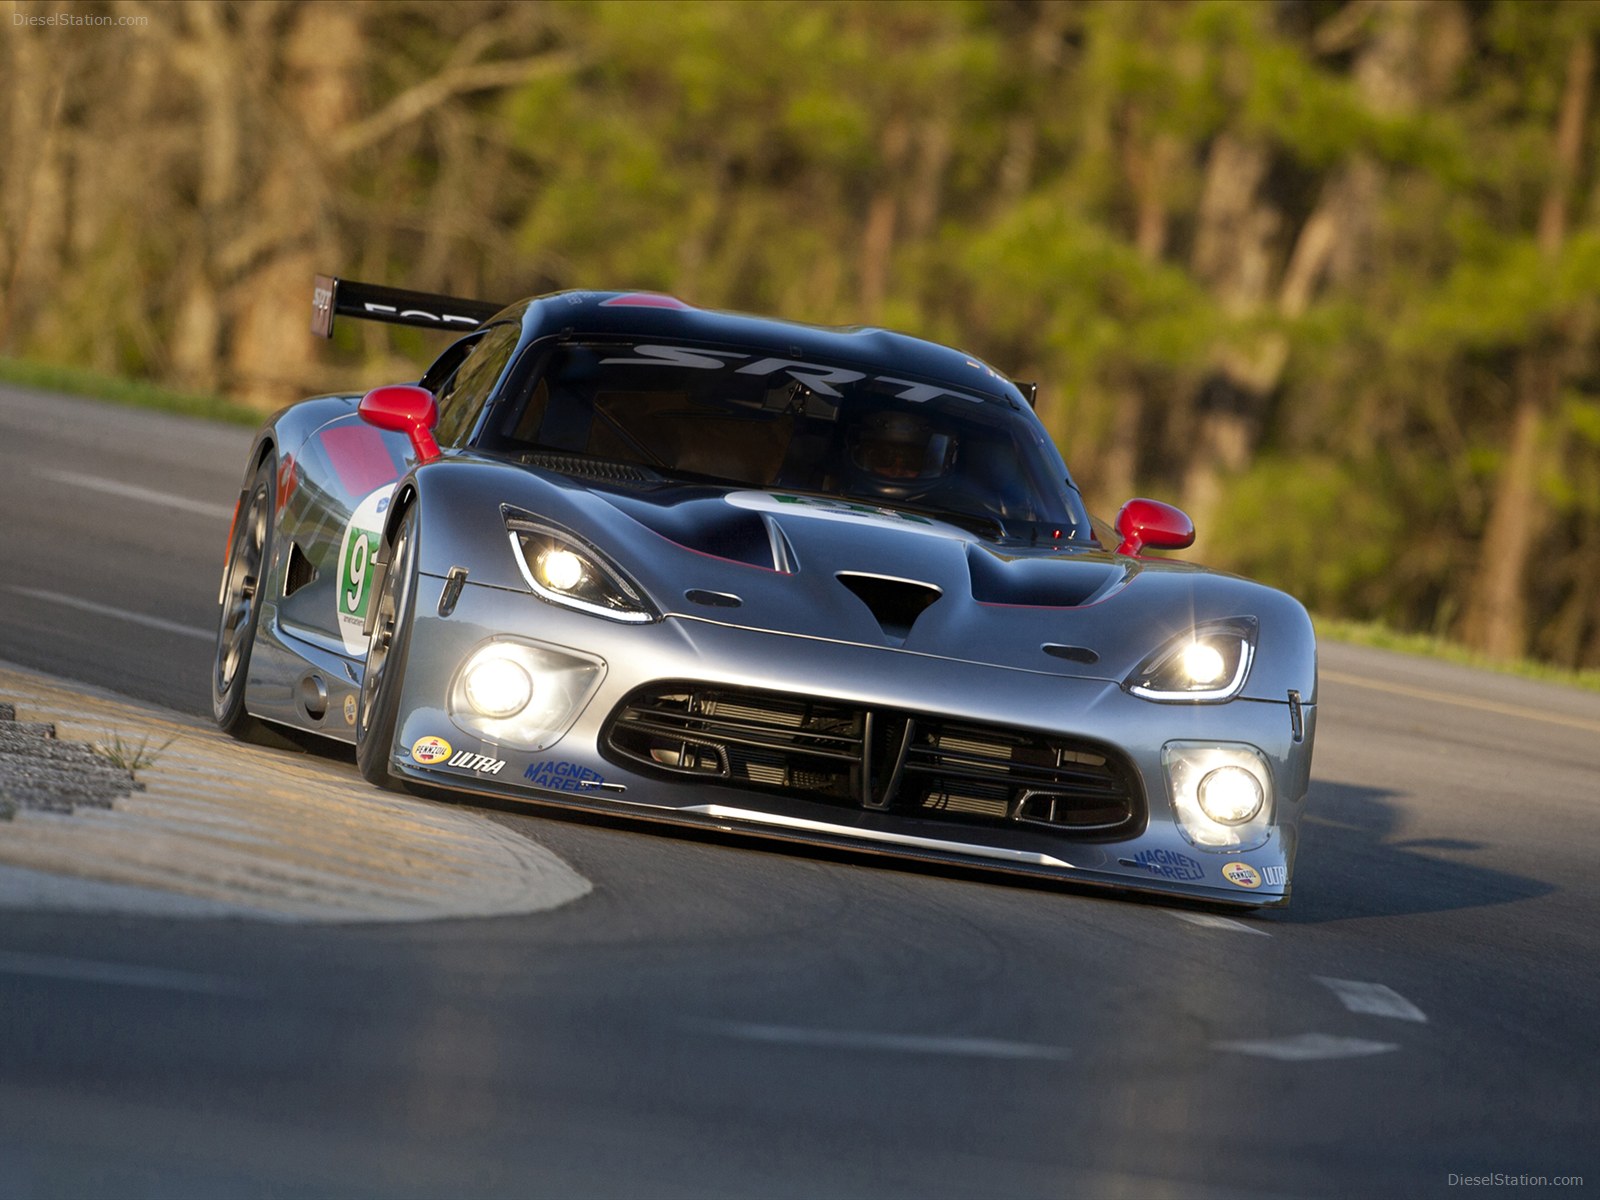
left=337, top=487, right=392, bottom=654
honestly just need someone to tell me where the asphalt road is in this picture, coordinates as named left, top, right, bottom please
left=2, top=382, right=1597, bottom=1198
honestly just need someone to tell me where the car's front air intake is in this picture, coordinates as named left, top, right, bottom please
left=602, top=684, right=1144, bottom=837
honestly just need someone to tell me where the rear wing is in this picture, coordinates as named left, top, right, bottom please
left=311, top=274, right=508, bottom=338
left=312, top=273, right=1043, bottom=406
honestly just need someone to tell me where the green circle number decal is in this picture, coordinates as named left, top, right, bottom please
left=336, top=487, right=392, bottom=655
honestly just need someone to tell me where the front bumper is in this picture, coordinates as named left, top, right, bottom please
left=389, top=577, right=1315, bottom=907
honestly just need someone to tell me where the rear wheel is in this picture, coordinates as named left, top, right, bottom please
left=213, top=456, right=278, bottom=742
left=355, top=503, right=418, bottom=790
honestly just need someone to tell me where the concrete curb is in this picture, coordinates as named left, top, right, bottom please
left=0, top=662, right=591, bottom=922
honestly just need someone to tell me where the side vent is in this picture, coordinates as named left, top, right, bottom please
left=1043, top=644, right=1099, bottom=665
left=686, top=589, right=742, bottom=608
left=284, top=542, right=317, bottom=597
left=836, top=573, right=942, bottom=643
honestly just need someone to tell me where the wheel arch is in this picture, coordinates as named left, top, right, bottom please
left=378, top=479, right=420, bottom=553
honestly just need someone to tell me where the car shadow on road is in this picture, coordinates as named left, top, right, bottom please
left=407, top=772, right=1553, bottom=925
left=1268, top=778, right=1552, bottom=925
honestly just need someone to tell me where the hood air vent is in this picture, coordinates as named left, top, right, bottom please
left=522, top=452, right=660, bottom=485
left=836, top=573, right=942, bottom=643
left=966, top=547, right=1125, bottom=608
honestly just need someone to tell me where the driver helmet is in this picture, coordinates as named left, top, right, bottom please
left=846, top=409, right=956, bottom=498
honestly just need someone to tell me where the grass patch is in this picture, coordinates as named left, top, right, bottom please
left=1316, top=617, right=1600, bottom=694
left=93, top=732, right=176, bottom=779
left=0, top=356, right=260, bottom=426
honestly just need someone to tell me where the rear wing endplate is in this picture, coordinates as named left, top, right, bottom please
left=311, top=274, right=508, bottom=339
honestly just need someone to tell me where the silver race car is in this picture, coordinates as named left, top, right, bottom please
left=213, top=276, right=1316, bottom=907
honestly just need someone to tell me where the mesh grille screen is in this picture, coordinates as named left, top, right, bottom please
left=603, top=684, right=1143, bottom=837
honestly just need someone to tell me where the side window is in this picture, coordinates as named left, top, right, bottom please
left=418, top=332, right=485, bottom=395
left=433, top=323, right=521, bottom=448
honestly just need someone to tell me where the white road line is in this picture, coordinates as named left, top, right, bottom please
left=7, top=587, right=213, bottom=642
left=1167, top=911, right=1272, bottom=937
left=1322, top=669, right=1600, bottom=737
left=0, top=950, right=245, bottom=996
left=35, top=468, right=235, bottom=521
left=1313, top=976, right=1428, bottom=1023
left=698, top=1021, right=1072, bottom=1061
left=1214, top=1033, right=1399, bottom=1061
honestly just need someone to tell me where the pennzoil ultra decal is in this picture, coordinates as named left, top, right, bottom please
left=1221, top=862, right=1263, bottom=889
left=1261, top=865, right=1288, bottom=887
left=411, top=735, right=452, bottom=765
left=343, top=695, right=357, bottom=725
left=336, top=487, right=391, bottom=654
left=447, top=752, right=506, bottom=775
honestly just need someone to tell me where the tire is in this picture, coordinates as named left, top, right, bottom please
left=355, top=502, right=419, bottom=790
left=212, top=456, right=282, bottom=743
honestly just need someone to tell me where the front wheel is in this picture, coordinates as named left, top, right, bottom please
left=213, top=456, right=278, bottom=742
left=355, top=503, right=418, bottom=790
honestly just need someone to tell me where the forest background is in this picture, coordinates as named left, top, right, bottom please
left=3, top=0, right=1598, bottom=670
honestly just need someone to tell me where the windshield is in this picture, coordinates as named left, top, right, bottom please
left=479, top=339, right=1088, bottom=539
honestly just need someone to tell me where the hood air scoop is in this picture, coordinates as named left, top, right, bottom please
left=836, top=573, right=942, bottom=645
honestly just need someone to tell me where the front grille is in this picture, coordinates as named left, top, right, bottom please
left=602, top=684, right=1144, bottom=837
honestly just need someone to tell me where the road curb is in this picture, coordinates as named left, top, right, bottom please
left=0, top=661, right=591, bottom=922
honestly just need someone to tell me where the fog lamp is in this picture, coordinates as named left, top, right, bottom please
left=462, top=656, right=532, bottom=719
left=1162, top=741, right=1274, bottom=851
left=450, top=639, right=606, bottom=751
left=1197, top=765, right=1264, bottom=825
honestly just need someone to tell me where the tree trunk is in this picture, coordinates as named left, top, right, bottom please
left=167, top=2, right=246, bottom=391
left=0, top=27, right=70, bottom=353
left=1104, top=109, right=1180, bottom=503
left=1459, top=364, right=1549, bottom=659
left=227, top=4, right=362, bottom=407
left=859, top=115, right=911, bottom=322
left=1180, top=133, right=1276, bottom=552
left=1459, top=34, right=1594, bottom=658
left=1181, top=0, right=1441, bottom=556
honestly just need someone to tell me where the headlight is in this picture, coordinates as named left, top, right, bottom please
left=1126, top=618, right=1257, bottom=702
left=507, top=518, right=657, bottom=624
left=450, top=639, right=606, bottom=750
left=536, top=547, right=586, bottom=592
left=1163, top=741, right=1274, bottom=850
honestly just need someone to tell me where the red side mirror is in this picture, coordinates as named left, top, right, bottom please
left=1114, top=498, right=1195, bottom=557
left=358, top=384, right=440, bottom=463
